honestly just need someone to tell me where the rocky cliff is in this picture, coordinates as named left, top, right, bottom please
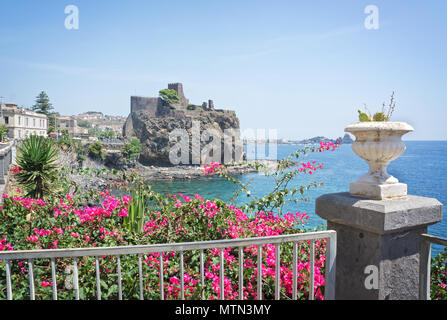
left=123, top=84, right=243, bottom=166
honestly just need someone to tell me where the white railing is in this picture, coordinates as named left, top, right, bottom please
left=0, top=230, right=336, bottom=300
left=419, top=233, right=447, bottom=300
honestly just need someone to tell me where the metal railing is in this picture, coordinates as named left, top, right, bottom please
left=419, top=233, right=447, bottom=300
left=0, top=230, right=336, bottom=300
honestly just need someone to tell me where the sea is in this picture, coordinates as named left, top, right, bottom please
left=147, top=141, right=447, bottom=256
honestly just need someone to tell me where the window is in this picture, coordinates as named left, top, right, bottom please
left=25, top=118, right=29, bottom=126
left=4, top=116, right=9, bottom=124
left=18, top=117, right=21, bottom=125
left=33, top=119, right=36, bottom=127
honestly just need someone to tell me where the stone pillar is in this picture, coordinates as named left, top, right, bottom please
left=316, top=192, right=442, bottom=299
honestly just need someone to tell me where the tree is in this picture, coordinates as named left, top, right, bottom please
left=32, top=91, right=54, bottom=115
left=47, top=111, right=60, bottom=134
left=0, top=124, right=8, bottom=142
left=159, top=89, right=180, bottom=105
left=98, top=128, right=115, bottom=140
left=121, top=138, right=142, bottom=161
left=77, top=120, right=91, bottom=128
left=15, top=135, right=59, bottom=199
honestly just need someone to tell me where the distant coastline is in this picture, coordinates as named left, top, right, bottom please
left=244, top=133, right=354, bottom=145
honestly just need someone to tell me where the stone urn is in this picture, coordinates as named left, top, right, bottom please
left=344, top=121, right=414, bottom=200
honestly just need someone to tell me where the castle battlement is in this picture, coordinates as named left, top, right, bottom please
left=168, top=83, right=189, bottom=107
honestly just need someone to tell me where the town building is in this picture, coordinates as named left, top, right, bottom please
left=74, top=112, right=104, bottom=120
left=56, top=116, right=89, bottom=138
left=0, top=103, right=48, bottom=139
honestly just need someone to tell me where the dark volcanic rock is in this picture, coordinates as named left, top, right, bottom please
left=104, top=152, right=126, bottom=169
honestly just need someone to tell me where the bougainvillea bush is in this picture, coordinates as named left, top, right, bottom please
left=430, top=247, right=447, bottom=300
left=0, top=142, right=338, bottom=300
left=0, top=191, right=327, bottom=300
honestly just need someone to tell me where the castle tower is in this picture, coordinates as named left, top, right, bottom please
left=168, top=83, right=189, bottom=107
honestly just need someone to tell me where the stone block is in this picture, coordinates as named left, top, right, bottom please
left=350, top=182, right=407, bottom=200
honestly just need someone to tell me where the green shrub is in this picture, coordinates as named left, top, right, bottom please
left=121, top=138, right=142, bottom=161
left=88, top=141, right=105, bottom=161
left=0, top=125, right=8, bottom=142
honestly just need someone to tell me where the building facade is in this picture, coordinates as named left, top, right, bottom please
left=1, top=103, right=48, bottom=139
left=56, top=116, right=89, bottom=138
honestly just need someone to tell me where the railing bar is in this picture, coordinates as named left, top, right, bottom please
left=159, top=253, right=164, bottom=300
left=220, top=248, right=224, bottom=300
left=51, top=258, right=57, bottom=300
left=5, top=260, right=12, bottom=300
left=0, top=231, right=337, bottom=260
left=95, top=256, right=101, bottom=300
left=73, top=257, right=79, bottom=300
left=292, top=242, right=297, bottom=300
left=28, top=259, right=35, bottom=300
left=180, top=251, right=184, bottom=300
left=421, top=234, right=447, bottom=246
left=257, top=244, right=262, bottom=300
left=309, top=240, right=315, bottom=300
left=238, top=247, right=244, bottom=301
left=275, top=244, right=280, bottom=300
left=200, top=249, right=204, bottom=300
left=138, top=254, right=144, bottom=300
left=117, top=255, right=122, bottom=300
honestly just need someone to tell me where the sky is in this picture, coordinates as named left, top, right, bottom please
left=0, top=0, right=446, bottom=140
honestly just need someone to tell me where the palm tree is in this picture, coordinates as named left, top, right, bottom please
left=15, top=135, right=59, bottom=199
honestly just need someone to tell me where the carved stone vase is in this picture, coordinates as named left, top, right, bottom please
left=344, top=121, right=414, bottom=200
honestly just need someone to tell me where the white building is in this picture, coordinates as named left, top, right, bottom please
left=56, top=116, right=88, bottom=138
left=1, top=103, right=48, bottom=139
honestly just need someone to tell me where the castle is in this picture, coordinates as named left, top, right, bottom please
left=122, top=83, right=242, bottom=165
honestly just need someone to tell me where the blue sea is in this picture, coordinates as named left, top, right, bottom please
left=147, top=142, right=447, bottom=256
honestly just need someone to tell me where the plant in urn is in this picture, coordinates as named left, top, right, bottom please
left=345, top=92, right=414, bottom=200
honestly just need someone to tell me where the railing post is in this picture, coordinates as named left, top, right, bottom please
left=0, top=147, right=5, bottom=185
left=419, top=237, right=431, bottom=300
left=316, top=192, right=442, bottom=300
left=324, top=232, right=336, bottom=300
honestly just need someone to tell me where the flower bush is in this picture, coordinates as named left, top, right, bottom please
left=430, top=247, right=447, bottom=300
left=0, top=190, right=327, bottom=300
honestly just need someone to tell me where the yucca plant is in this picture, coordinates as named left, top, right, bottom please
left=15, top=135, right=59, bottom=199
left=123, top=188, right=146, bottom=232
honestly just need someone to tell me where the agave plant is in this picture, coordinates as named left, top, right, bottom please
left=123, top=188, right=146, bottom=232
left=15, top=135, right=59, bottom=199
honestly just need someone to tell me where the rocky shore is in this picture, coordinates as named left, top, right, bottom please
left=133, top=159, right=279, bottom=181
left=67, top=156, right=280, bottom=193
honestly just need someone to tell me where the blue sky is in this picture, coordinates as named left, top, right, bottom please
left=0, top=0, right=446, bottom=140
